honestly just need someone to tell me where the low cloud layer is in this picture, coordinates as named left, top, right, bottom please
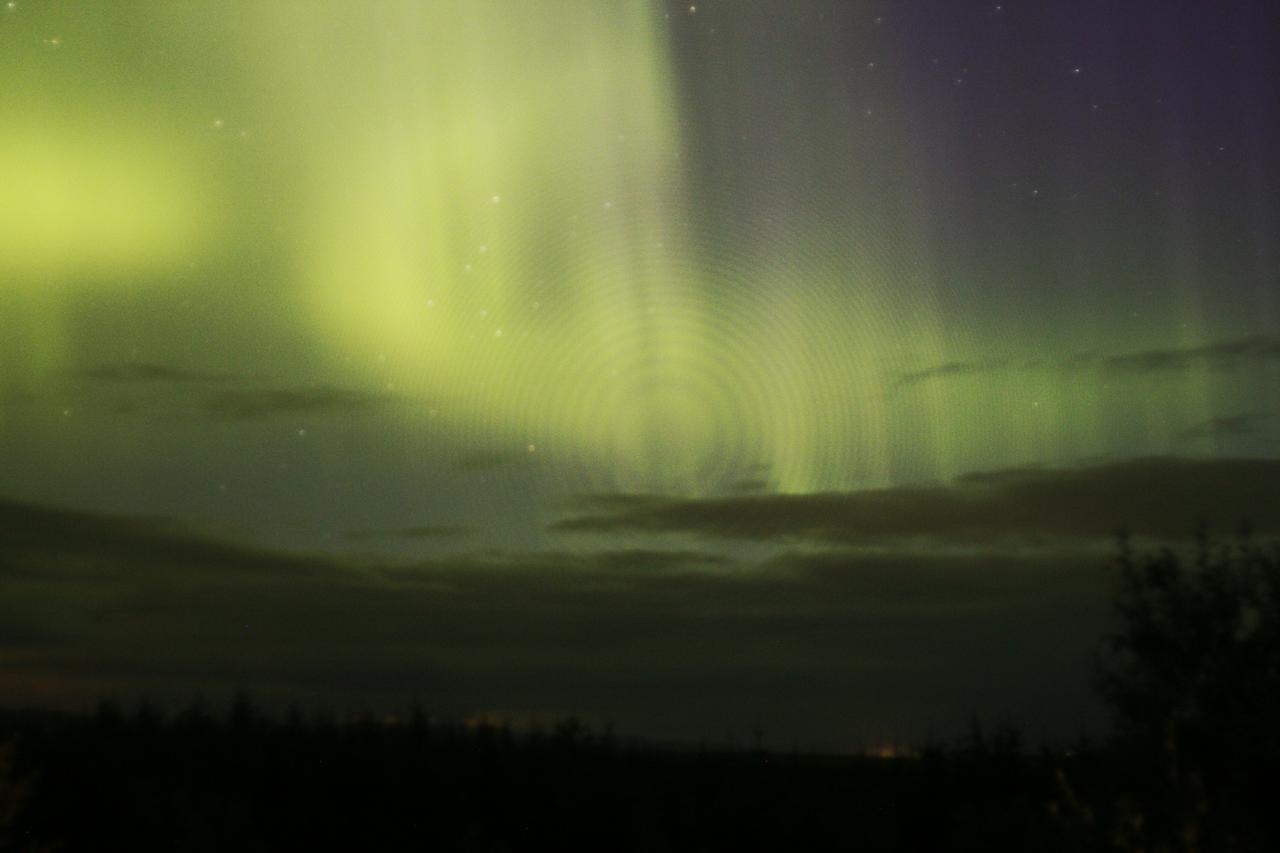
left=895, top=360, right=1007, bottom=388
left=1103, top=335, right=1280, bottom=373
left=342, top=525, right=469, bottom=543
left=895, top=335, right=1280, bottom=388
left=0, top=493, right=1119, bottom=747
left=69, top=362, right=242, bottom=384
left=6, top=456, right=1265, bottom=748
left=555, top=456, right=1280, bottom=545
left=44, top=363, right=406, bottom=424
left=204, top=386, right=403, bottom=420
left=1176, top=411, right=1273, bottom=442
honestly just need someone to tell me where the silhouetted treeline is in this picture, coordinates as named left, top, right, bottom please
left=1, top=702, right=1077, bottom=852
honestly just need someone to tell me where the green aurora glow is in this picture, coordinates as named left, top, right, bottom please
left=1, top=0, right=1278, bottom=743
left=5, top=0, right=1274, bottom=506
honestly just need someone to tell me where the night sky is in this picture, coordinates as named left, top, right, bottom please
left=2, top=0, right=1278, bottom=750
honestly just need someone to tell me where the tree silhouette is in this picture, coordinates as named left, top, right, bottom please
left=1094, top=527, right=1280, bottom=849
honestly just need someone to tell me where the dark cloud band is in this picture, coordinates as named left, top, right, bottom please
left=554, top=456, right=1280, bottom=544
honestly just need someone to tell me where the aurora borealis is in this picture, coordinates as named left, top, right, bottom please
left=2, top=1, right=1278, bottom=749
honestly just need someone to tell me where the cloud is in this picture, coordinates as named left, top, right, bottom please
left=342, top=525, right=469, bottom=542
left=1103, top=335, right=1280, bottom=373
left=53, top=364, right=407, bottom=422
left=894, top=360, right=1005, bottom=388
left=204, top=386, right=402, bottom=420
left=0, top=496, right=333, bottom=582
left=893, top=335, right=1280, bottom=390
left=0, top=493, right=1116, bottom=746
left=553, top=456, right=1280, bottom=544
left=68, top=362, right=242, bottom=383
left=1176, top=411, right=1273, bottom=442
left=763, top=548, right=1110, bottom=610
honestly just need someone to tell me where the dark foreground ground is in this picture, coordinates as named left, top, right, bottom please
left=0, top=703, right=1274, bottom=852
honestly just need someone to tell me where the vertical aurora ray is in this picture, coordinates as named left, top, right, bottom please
left=239, top=0, right=906, bottom=495
left=0, top=0, right=912, bottom=496
left=275, top=1, right=710, bottom=493
left=3, top=0, right=1275, bottom=510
